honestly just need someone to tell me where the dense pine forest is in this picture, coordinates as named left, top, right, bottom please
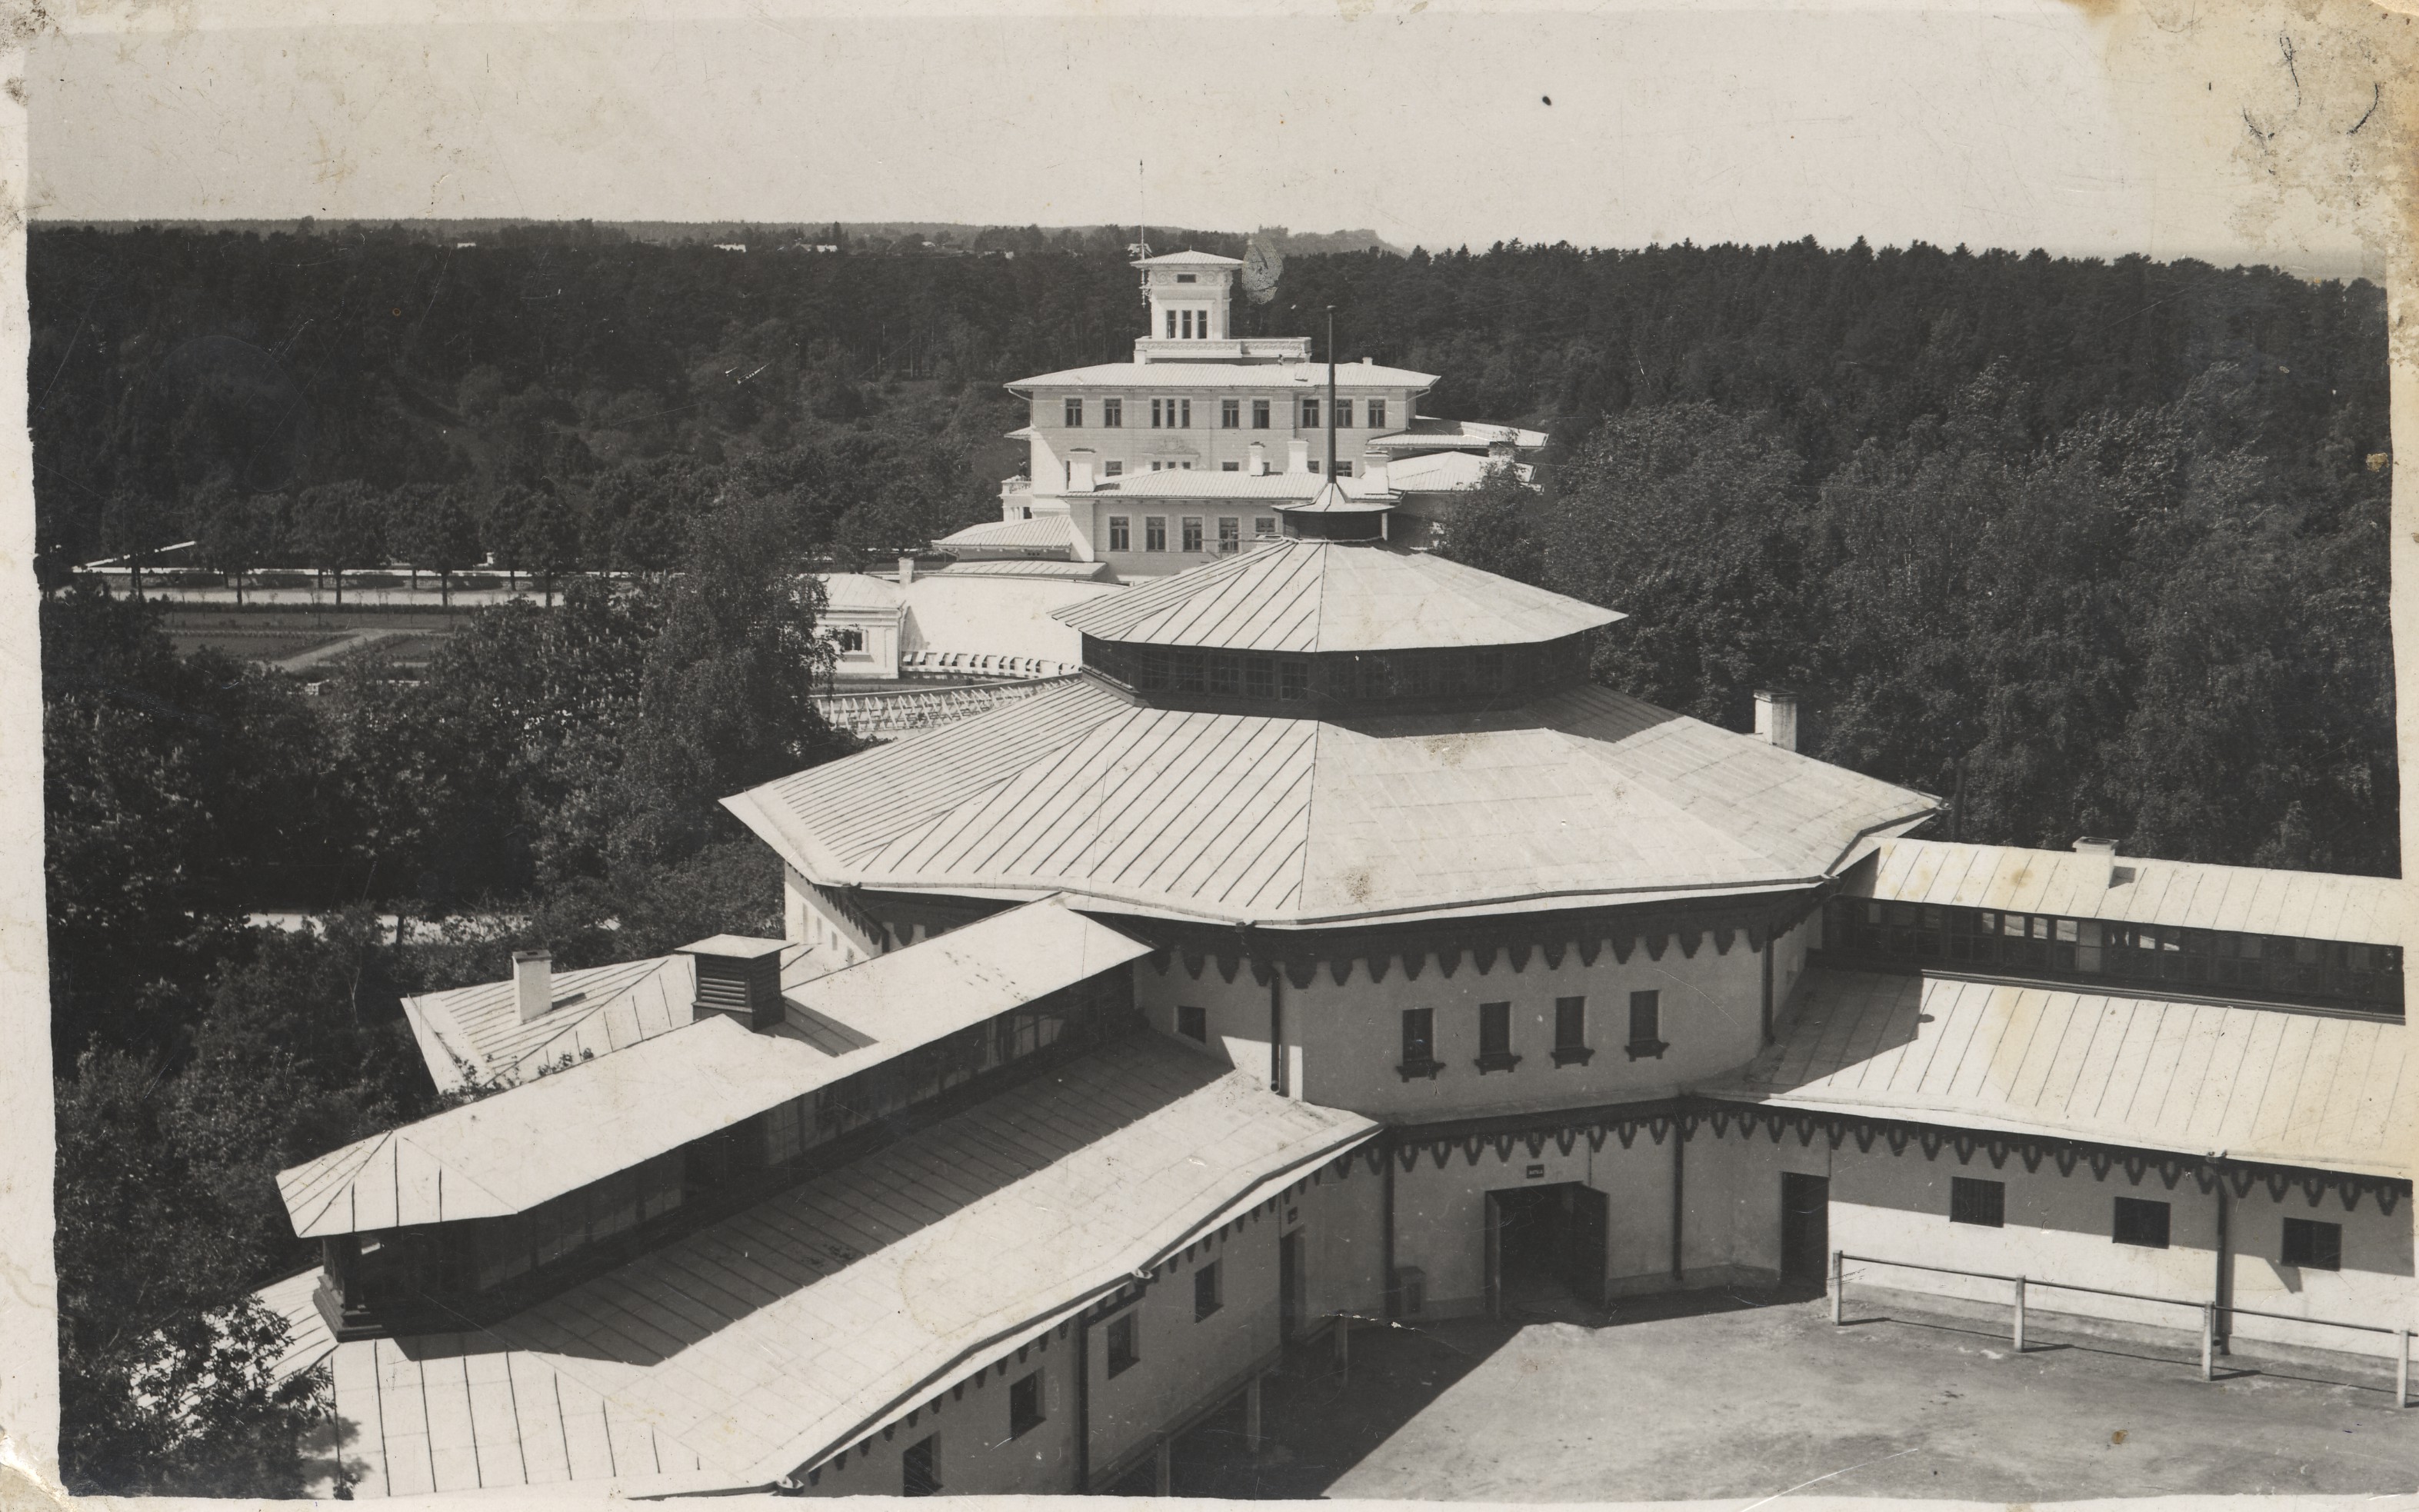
left=35, top=223, right=2394, bottom=1494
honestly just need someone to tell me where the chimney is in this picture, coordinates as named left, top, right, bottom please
left=1248, top=441, right=1267, bottom=476
left=514, top=950, right=553, bottom=1024
left=2073, top=837, right=2119, bottom=885
left=898, top=555, right=915, bottom=587
left=678, top=936, right=788, bottom=1031
left=1752, top=689, right=1798, bottom=753
left=1068, top=450, right=1096, bottom=493
left=1287, top=438, right=1309, bottom=474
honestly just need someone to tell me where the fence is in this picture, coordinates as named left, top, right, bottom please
left=1832, top=1250, right=2411, bottom=1407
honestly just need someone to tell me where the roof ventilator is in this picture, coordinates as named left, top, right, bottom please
left=678, top=936, right=790, bottom=1030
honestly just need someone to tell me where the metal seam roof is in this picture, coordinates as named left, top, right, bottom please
left=1703, top=967, right=2414, bottom=1177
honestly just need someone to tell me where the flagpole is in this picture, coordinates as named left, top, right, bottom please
left=1324, top=306, right=1338, bottom=482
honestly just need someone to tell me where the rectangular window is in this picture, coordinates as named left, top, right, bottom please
left=1336, top=460, right=1354, bottom=478
left=1194, top=1261, right=1222, bottom=1321
left=1008, top=1370, right=1045, bottom=1436
left=1368, top=399, right=1387, bottom=428
left=1178, top=398, right=1191, bottom=427
left=2282, top=1217, right=2342, bottom=1271
left=1103, top=398, right=1122, bottom=428
left=1218, top=517, right=1240, bottom=555
left=1181, top=517, right=1204, bottom=553
left=1165, top=309, right=1178, bottom=338
left=1551, top=996, right=1592, bottom=1067
left=1334, top=399, right=1354, bottom=428
left=1169, top=650, right=1203, bottom=694
left=1252, top=399, right=1271, bottom=429
left=1625, top=990, right=1664, bottom=1060
left=1301, top=398, right=1321, bottom=430
left=1208, top=653, right=1239, bottom=697
left=1279, top=661, right=1309, bottom=701
left=1103, top=460, right=1123, bottom=477
left=1221, top=461, right=1240, bottom=471
left=2112, top=1196, right=2171, bottom=1249
left=1180, top=309, right=1195, bottom=338
left=1950, top=1177, right=2005, bottom=1228
left=1108, top=516, right=1131, bottom=552
left=1476, top=1001, right=1517, bottom=1072
left=1063, top=398, right=1082, bottom=428
left=1221, top=399, right=1240, bottom=428
left=902, top=1435, right=941, bottom=1497
left=1254, top=516, right=1278, bottom=538
left=1176, top=1005, right=1206, bottom=1042
left=1151, top=398, right=1165, bottom=428
left=1400, top=1007, right=1437, bottom=1075
left=1244, top=658, right=1275, bottom=699
left=1308, top=460, right=1321, bottom=475
left=1145, top=517, right=1167, bottom=552
left=1106, top=1314, right=1139, bottom=1376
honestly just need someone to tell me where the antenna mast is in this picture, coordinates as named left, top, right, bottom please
left=1324, top=306, right=1338, bottom=482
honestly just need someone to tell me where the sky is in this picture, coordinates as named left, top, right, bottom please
left=22, top=0, right=2404, bottom=277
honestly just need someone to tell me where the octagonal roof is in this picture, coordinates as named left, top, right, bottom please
left=1052, top=538, right=1621, bottom=654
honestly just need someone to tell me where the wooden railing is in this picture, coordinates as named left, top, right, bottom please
left=1832, top=1250, right=2411, bottom=1406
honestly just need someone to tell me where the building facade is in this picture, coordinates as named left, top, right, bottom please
left=939, top=250, right=1544, bottom=574
left=262, top=433, right=2414, bottom=1500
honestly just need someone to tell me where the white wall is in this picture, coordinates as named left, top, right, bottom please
left=899, top=575, right=1121, bottom=668
left=791, top=1327, right=1080, bottom=1497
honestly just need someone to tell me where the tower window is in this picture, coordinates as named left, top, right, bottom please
left=1107, top=516, right=1131, bottom=551
left=1252, top=399, right=1271, bottom=429
left=1103, top=398, right=1122, bottom=428
left=1064, top=397, right=1082, bottom=428
left=1165, top=309, right=1178, bottom=338
left=1175, top=273, right=1197, bottom=283
left=1221, top=399, right=1240, bottom=428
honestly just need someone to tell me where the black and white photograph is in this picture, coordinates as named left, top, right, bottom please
left=7, top=2, right=2418, bottom=1507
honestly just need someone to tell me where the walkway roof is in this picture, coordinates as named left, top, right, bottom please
left=1847, top=838, right=2404, bottom=947
left=325, top=1035, right=1377, bottom=1498
left=1701, top=967, right=2416, bottom=1178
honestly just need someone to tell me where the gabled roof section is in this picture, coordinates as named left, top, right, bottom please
left=1367, top=418, right=1548, bottom=452
left=1704, top=967, right=2416, bottom=1178
left=288, top=899, right=1150, bottom=1237
left=726, top=674, right=1938, bottom=927
left=1384, top=450, right=1535, bottom=493
left=932, top=514, right=1076, bottom=551
left=325, top=1035, right=1377, bottom=1498
left=1050, top=539, right=1621, bottom=654
left=1848, top=838, right=2404, bottom=947
left=1133, top=248, right=1244, bottom=267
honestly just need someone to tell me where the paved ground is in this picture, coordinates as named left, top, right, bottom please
left=1175, top=1287, right=2419, bottom=1501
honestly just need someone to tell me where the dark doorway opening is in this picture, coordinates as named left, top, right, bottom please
left=1780, top=1172, right=1830, bottom=1289
left=1484, top=1183, right=1608, bottom=1319
left=1278, top=1231, right=1304, bottom=1342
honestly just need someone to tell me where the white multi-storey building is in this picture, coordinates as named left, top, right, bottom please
left=938, top=250, right=1542, bottom=576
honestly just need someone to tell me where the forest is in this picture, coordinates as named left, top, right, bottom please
left=34, top=223, right=2394, bottom=1494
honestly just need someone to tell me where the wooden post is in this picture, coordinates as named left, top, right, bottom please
left=1244, top=1374, right=1263, bottom=1457
left=2200, top=1305, right=2216, bottom=1381
left=1154, top=1436, right=1172, bottom=1497
left=1830, top=1251, right=1844, bottom=1325
left=2013, top=1277, right=2027, bottom=1354
left=2397, top=1329, right=2410, bottom=1410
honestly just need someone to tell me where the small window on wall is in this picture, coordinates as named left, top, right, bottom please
left=1950, top=1177, right=2005, bottom=1228
left=1218, top=518, right=1240, bottom=555
left=1103, top=398, right=1123, bottom=427
left=1177, top=1004, right=1206, bottom=1042
left=1368, top=399, right=1388, bottom=428
left=1221, top=399, right=1241, bottom=428
left=1145, top=517, right=1168, bottom=551
left=1625, top=990, right=1667, bottom=1061
left=1552, top=996, right=1592, bottom=1067
left=1254, top=516, right=1279, bottom=538
left=834, top=628, right=865, bottom=653
left=1252, top=399, right=1271, bottom=429
left=1008, top=1370, right=1045, bottom=1436
left=902, top=1435, right=941, bottom=1497
left=1064, top=397, right=1083, bottom=428
left=2282, top=1217, right=2342, bottom=1271
left=1475, top=1001, right=1519, bottom=1073
left=1108, top=516, right=1131, bottom=551
left=2113, top=1197, right=2170, bottom=1249
left=1221, top=461, right=1241, bottom=471
left=1181, top=517, right=1205, bottom=552
left=1104, top=460, right=1124, bottom=477
left=1334, top=399, right=1354, bottom=428
left=1194, top=1261, right=1223, bottom=1320
left=1301, top=398, right=1321, bottom=430
left=1106, top=1313, right=1140, bottom=1376
left=1398, top=1007, right=1442, bottom=1080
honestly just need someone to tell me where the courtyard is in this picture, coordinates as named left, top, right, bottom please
left=1173, top=1287, right=2419, bottom=1501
